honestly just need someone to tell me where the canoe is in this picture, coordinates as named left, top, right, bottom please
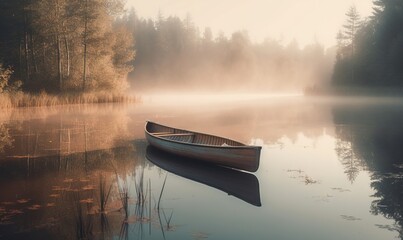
left=146, top=146, right=261, bottom=206
left=144, top=121, right=261, bottom=172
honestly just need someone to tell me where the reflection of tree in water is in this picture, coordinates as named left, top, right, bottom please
left=0, top=124, right=13, bottom=153
left=334, top=125, right=367, bottom=183
left=333, top=103, right=403, bottom=239
left=366, top=129, right=403, bottom=239
left=0, top=136, right=181, bottom=240
left=0, top=105, right=180, bottom=239
left=371, top=169, right=403, bottom=238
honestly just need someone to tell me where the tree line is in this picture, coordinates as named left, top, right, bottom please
left=0, top=0, right=134, bottom=93
left=333, top=1, right=403, bottom=88
left=124, top=10, right=334, bottom=92
left=1, top=2, right=351, bottom=94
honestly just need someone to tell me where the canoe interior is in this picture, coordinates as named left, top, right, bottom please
left=146, top=121, right=245, bottom=147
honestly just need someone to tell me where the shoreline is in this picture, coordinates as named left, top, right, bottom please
left=0, top=91, right=138, bottom=109
left=305, top=86, right=403, bottom=97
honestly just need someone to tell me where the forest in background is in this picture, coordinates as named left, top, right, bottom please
left=0, top=0, right=134, bottom=94
left=2, top=0, right=403, bottom=98
left=0, top=1, right=335, bottom=95
left=124, top=10, right=334, bottom=92
left=333, top=0, right=403, bottom=89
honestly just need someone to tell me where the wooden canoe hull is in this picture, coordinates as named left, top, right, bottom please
left=145, top=121, right=261, bottom=172
left=146, top=146, right=261, bottom=206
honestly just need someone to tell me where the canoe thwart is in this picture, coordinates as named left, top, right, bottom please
left=153, top=132, right=174, bottom=135
left=153, top=133, right=195, bottom=137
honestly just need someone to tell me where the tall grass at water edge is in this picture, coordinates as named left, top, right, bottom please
left=0, top=91, right=138, bottom=108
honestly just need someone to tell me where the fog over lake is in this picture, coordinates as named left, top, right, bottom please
left=1, top=95, right=402, bottom=239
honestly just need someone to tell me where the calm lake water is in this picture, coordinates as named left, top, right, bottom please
left=0, top=95, right=403, bottom=240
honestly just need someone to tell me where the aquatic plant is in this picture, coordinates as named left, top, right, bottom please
left=72, top=192, right=94, bottom=240
left=99, top=174, right=113, bottom=213
left=116, top=176, right=130, bottom=220
left=157, top=175, right=168, bottom=211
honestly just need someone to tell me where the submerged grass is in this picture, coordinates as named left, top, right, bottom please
left=0, top=91, right=137, bottom=109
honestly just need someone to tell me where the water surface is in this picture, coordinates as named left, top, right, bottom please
left=0, top=96, right=402, bottom=239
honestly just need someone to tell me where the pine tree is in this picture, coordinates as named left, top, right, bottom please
left=343, top=6, right=362, bottom=58
left=332, top=6, right=363, bottom=86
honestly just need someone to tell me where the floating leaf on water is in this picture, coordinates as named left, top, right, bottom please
left=52, top=186, right=65, bottom=191
left=304, top=176, right=318, bottom=185
left=375, top=224, right=399, bottom=232
left=82, top=185, right=96, bottom=191
left=331, top=187, right=351, bottom=192
left=79, top=178, right=90, bottom=182
left=341, top=215, right=361, bottom=221
left=192, top=231, right=210, bottom=239
left=49, top=194, right=61, bottom=198
left=47, top=203, right=56, bottom=207
left=17, top=199, right=30, bottom=204
left=27, top=205, right=41, bottom=210
left=65, top=188, right=80, bottom=192
left=312, top=194, right=334, bottom=202
left=1, top=202, right=14, bottom=205
left=63, top=178, right=74, bottom=183
left=79, top=198, right=94, bottom=204
left=8, top=209, right=23, bottom=215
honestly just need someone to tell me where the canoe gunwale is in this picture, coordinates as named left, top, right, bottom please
left=145, top=121, right=262, bottom=150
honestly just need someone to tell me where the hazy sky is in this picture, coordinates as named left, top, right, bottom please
left=127, top=0, right=373, bottom=48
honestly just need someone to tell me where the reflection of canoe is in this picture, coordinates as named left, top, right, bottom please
left=146, top=146, right=261, bottom=207
left=145, top=121, right=261, bottom=172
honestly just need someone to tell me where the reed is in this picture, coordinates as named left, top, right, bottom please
left=0, top=91, right=138, bottom=109
left=117, top=178, right=130, bottom=220
left=157, top=175, right=168, bottom=211
left=156, top=174, right=169, bottom=239
left=100, top=213, right=110, bottom=239
left=162, top=208, right=174, bottom=231
left=99, top=174, right=113, bottom=213
left=119, top=221, right=129, bottom=240
left=0, top=94, right=12, bottom=108
left=72, top=192, right=94, bottom=240
left=133, top=169, right=152, bottom=237
left=134, top=168, right=147, bottom=207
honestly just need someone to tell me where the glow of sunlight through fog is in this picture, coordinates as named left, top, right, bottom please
left=142, top=92, right=304, bottom=105
left=127, top=0, right=373, bottom=47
